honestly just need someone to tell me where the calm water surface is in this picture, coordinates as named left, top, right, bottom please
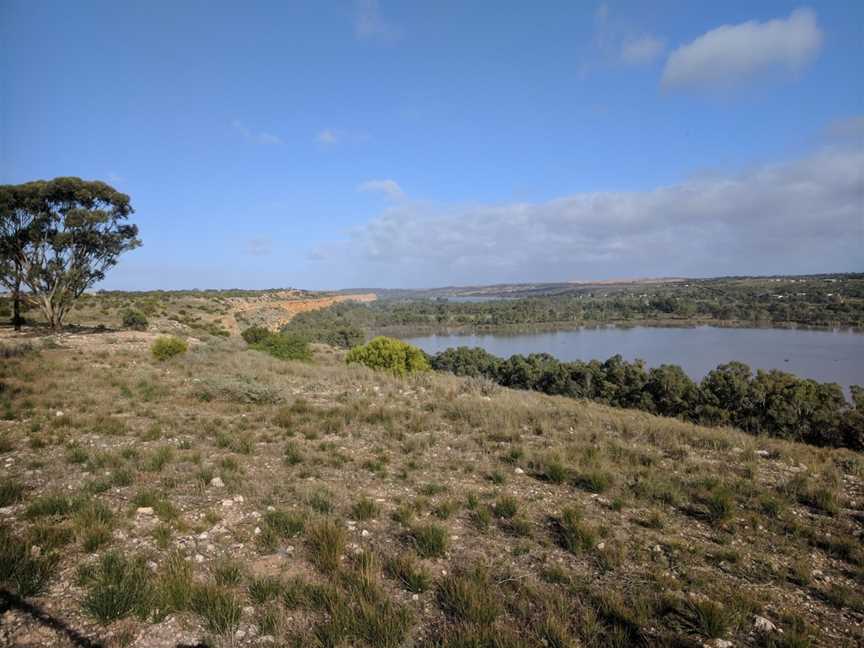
left=403, top=326, right=864, bottom=394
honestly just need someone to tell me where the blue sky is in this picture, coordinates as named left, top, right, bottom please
left=1, top=1, right=862, bottom=289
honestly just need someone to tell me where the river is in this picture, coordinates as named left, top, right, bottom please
left=403, top=326, right=864, bottom=394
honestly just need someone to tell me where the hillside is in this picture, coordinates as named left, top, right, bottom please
left=0, top=330, right=862, bottom=647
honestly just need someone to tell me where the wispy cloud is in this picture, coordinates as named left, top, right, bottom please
left=621, top=35, right=665, bottom=65
left=354, top=0, right=401, bottom=43
left=232, top=120, right=283, bottom=145
left=316, top=128, right=371, bottom=147
left=357, top=179, right=404, bottom=200
left=581, top=3, right=664, bottom=74
left=243, top=237, right=273, bottom=256
left=662, top=8, right=822, bottom=91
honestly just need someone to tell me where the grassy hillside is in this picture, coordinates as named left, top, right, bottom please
left=0, top=332, right=862, bottom=647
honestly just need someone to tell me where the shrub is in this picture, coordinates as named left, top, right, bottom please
left=346, top=337, right=431, bottom=376
left=121, top=309, right=148, bottom=331
left=151, top=336, right=187, bottom=361
left=241, top=326, right=271, bottom=345
left=250, top=332, right=312, bottom=362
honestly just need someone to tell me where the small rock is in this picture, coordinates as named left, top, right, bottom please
left=194, top=554, right=205, bottom=563
left=254, top=527, right=262, bottom=535
left=210, top=477, right=224, bottom=488
left=361, top=529, right=370, bottom=537
left=755, top=450, right=770, bottom=457
left=233, top=495, right=244, bottom=503
left=221, top=499, right=234, bottom=508
left=596, top=542, right=605, bottom=551
left=411, top=594, right=419, bottom=601
left=514, top=468, right=525, bottom=475
left=754, top=616, right=777, bottom=633
left=136, top=507, right=154, bottom=516
left=235, top=630, right=246, bottom=640
left=55, top=411, right=64, bottom=417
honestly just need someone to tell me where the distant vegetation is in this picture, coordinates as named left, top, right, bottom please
left=290, top=274, right=864, bottom=335
left=431, top=347, right=863, bottom=450
left=346, top=336, right=431, bottom=376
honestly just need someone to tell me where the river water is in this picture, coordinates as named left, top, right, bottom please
left=403, top=326, right=864, bottom=394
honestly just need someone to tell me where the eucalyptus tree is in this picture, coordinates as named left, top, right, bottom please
left=0, top=177, right=139, bottom=331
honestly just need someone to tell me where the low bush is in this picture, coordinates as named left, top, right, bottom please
left=121, top=309, right=148, bottom=331
left=248, top=330, right=312, bottom=362
left=151, top=336, right=187, bottom=361
left=346, top=337, right=430, bottom=376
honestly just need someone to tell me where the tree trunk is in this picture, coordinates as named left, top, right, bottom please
left=12, top=290, right=21, bottom=330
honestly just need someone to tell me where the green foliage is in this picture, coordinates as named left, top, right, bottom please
left=150, top=336, right=187, bottom=361
left=0, top=177, right=139, bottom=330
left=248, top=330, right=312, bottom=362
left=0, top=525, right=59, bottom=596
left=346, top=336, right=431, bottom=376
left=241, top=326, right=271, bottom=345
left=121, top=308, right=148, bottom=330
left=80, top=551, right=154, bottom=623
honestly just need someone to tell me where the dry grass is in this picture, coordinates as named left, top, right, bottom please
left=0, top=323, right=861, bottom=646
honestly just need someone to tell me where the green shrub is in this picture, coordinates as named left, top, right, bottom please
left=345, top=337, right=430, bottom=376
left=250, top=332, right=312, bottom=362
left=121, top=309, right=148, bottom=331
left=151, top=336, right=187, bottom=361
left=241, top=326, right=271, bottom=345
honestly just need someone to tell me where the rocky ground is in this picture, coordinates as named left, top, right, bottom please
left=0, top=329, right=862, bottom=647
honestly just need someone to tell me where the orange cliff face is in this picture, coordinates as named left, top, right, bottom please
left=221, top=292, right=377, bottom=334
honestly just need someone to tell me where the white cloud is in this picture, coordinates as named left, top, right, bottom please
left=232, top=120, right=283, bottom=145
left=354, top=0, right=400, bottom=42
left=357, top=179, right=404, bottom=200
left=621, top=35, right=665, bottom=65
left=313, top=149, right=863, bottom=286
left=662, top=8, right=822, bottom=90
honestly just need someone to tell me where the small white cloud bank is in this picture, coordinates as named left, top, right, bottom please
left=662, top=8, right=822, bottom=90
left=621, top=35, right=665, bottom=65
left=357, top=179, right=404, bottom=200
left=313, top=149, right=864, bottom=286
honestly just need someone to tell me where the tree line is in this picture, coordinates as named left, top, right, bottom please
left=431, top=347, right=863, bottom=450
left=279, top=277, right=864, bottom=338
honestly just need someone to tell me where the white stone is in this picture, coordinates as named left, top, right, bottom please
left=210, top=477, right=224, bottom=488
left=194, top=554, right=205, bottom=563
left=254, top=527, right=262, bottom=535
left=411, top=594, right=419, bottom=601
left=221, top=499, right=234, bottom=507
left=361, top=529, right=370, bottom=537
left=514, top=468, right=525, bottom=474
left=136, top=507, right=154, bottom=516
left=233, top=495, right=244, bottom=503
left=754, top=616, right=777, bottom=633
